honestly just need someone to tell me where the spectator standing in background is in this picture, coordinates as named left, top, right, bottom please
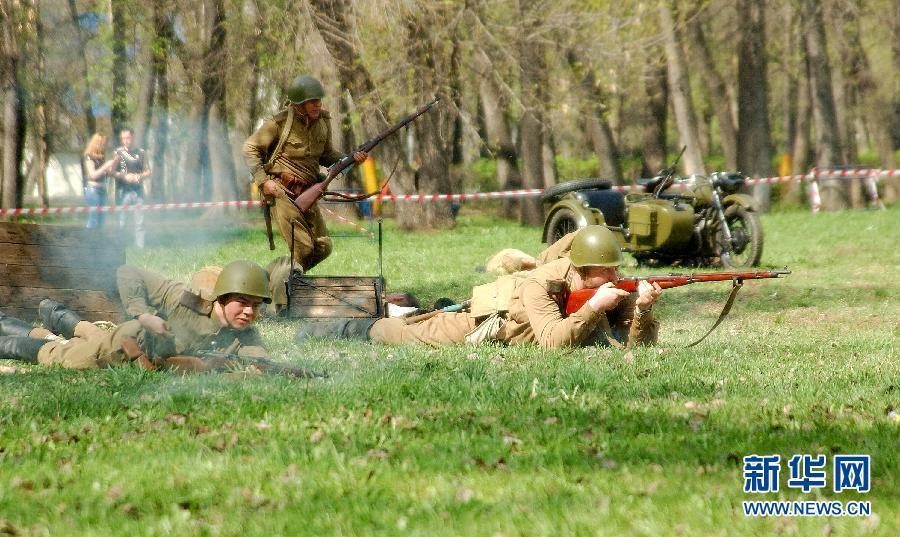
left=113, top=127, right=151, bottom=248
left=82, top=134, right=118, bottom=229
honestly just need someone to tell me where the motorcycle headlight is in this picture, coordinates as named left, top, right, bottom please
left=575, top=192, right=590, bottom=208
left=712, top=172, right=745, bottom=193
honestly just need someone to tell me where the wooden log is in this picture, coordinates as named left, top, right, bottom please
left=0, top=243, right=124, bottom=269
left=0, top=222, right=125, bottom=323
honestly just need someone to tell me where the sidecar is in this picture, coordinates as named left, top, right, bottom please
left=541, top=178, right=695, bottom=254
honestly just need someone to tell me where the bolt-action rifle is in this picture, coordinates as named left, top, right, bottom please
left=293, top=98, right=440, bottom=213
left=566, top=270, right=790, bottom=315
left=566, top=269, right=791, bottom=347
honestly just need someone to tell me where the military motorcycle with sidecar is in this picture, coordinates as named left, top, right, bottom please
left=541, top=163, right=763, bottom=268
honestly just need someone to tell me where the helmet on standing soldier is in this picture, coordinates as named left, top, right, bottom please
left=287, top=75, right=325, bottom=105
left=569, top=226, right=623, bottom=268
left=213, top=261, right=272, bottom=303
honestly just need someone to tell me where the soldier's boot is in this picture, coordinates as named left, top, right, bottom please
left=0, top=336, right=48, bottom=363
left=0, top=310, right=35, bottom=337
left=294, top=318, right=378, bottom=342
left=38, top=299, right=100, bottom=339
left=302, top=238, right=333, bottom=272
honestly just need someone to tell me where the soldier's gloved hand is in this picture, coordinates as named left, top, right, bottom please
left=262, top=178, right=279, bottom=197
left=138, top=313, right=171, bottom=336
left=586, top=283, right=630, bottom=312
left=635, top=280, right=663, bottom=311
left=352, top=151, right=368, bottom=164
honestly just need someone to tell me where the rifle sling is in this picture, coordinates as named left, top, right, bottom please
left=684, top=279, right=743, bottom=348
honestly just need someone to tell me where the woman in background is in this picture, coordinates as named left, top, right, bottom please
left=82, top=133, right=118, bottom=229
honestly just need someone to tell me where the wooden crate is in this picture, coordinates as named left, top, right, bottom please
left=0, top=222, right=125, bottom=322
left=287, top=273, right=384, bottom=319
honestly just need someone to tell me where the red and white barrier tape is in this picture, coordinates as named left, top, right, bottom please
left=319, top=205, right=375, bottom=238
left=377, top=188, right=544, bottom=202
left=1, top=170, right=893, bottom=216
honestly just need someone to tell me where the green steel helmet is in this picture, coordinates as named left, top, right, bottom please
left=213, top=260, right=272, bottom=303
left=286, top=75, right=325, bottom=105
left=569, top=225, right=623, bottom=268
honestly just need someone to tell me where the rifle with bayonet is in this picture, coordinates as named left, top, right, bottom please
left=293, top=97, right=441, bottom=212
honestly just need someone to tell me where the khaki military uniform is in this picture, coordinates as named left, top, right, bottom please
left=36, top=266, right=265, bottom=369
left=243, top=108, right=345, bottom=271
left=369, top=258, right=658, bottom=349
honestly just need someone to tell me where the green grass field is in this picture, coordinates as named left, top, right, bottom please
left=1, top=205, right=898, bottom=536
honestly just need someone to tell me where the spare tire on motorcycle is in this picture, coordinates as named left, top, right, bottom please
left=541, top=178, right=612, bottom=202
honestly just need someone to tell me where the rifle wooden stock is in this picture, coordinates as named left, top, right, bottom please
left=565, top=270, right=790, bottom=315
left=294, top=97, right=440, bottom=212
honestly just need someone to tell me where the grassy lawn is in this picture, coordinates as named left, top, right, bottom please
left=1, top=204, right=898, bottom=536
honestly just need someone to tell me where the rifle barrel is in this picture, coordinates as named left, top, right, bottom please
left=294, top=98, right=440, bottom=212
left=566, top=269, right=790, bottom=314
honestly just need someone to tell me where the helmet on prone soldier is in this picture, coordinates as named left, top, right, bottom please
left=213, top=260, right=272, bottom=303
left=287, top=75, right=325, bottom=105
left=569, top=225, right=623, bottom=268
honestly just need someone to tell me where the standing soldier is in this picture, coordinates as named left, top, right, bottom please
left=243, top=75, right=368, bottom=272
left=113, top=127, right=151, bottom=248
left=296, top=226, right=663, bottom=349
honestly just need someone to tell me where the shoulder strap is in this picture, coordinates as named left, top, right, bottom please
left=264, top=104, right=294, bottom=169
left=685, top=280, right=743, bottom=347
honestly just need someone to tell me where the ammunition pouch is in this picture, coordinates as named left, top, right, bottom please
left=469, top=275, right=523, bottom=319
left=276, top=172, right=314, bottom=197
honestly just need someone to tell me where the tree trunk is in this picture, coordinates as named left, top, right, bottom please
left=19, top=0, right=48, bottom=208
left=737, top=0, right=773, bottom=210
left=781, top=0, right=800, bottom=204
left=66, top=0, right=95, bottom=139
left=150, top=0, right=170, bottom=202
left=802, top=0, right=847, bottom=210
left=475, top=48, right=521, bottom=219
left=541, top=127, right=558, bottom=188
left=110, top=0, right=128, bottom=136
left=1, top=1, right=24, bottom=209
left=400, top=10, right=455, bottom=229
left=791, top=65, right=811, bottom=176
left=209, top=102, right=238, bottom=201
left=566, top=49, right=623, bottom=182
left=641, top=54, right=668, bottom=177
left=194, top=0, right=231, bottom=202
left=133, top=51, right=156, bottom=150
left=518, top=2, right=545, bottom=226
left=305, top=0, right=421, bottom=225
left=659, top=3, right=705, bottom=175
left=887, top=1, right=900, bottom=203
left=685, top=5, right=737, bottom=170
left=841, top=1, right=897, bottom=204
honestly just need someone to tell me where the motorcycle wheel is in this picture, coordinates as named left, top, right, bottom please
left=540, top=178, right=612, bottom=202
left=544, top=208, right=583, bottom=243
left=716, top=205, right=763, bottom=268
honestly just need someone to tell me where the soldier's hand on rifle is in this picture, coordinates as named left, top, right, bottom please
left=138, top=313, right=172, bottom=337
left=352, top=151, right=368, bottom=164
left=635, top=280, right=663, bottom=311
left=262, top=178, right=280, bottom=197
left=587, top=283, right=631, bottom=312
